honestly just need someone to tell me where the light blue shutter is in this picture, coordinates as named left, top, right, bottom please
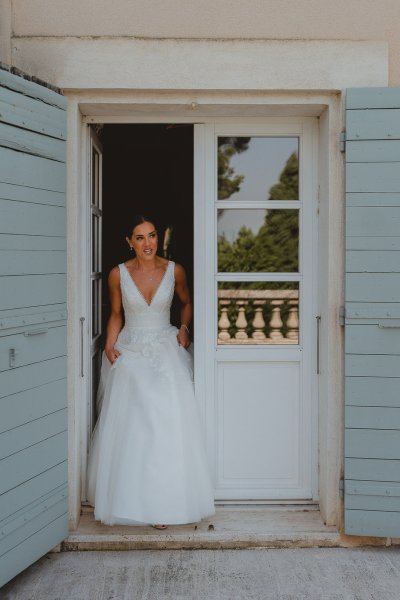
left=345, top=87, right=400, bottom=536
left=0, top=68, right=68, bottom=586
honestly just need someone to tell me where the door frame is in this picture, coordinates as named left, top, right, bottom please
left=67, top=97, right=342, bottom=530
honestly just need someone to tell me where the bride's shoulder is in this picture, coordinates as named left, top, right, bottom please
left=108, top=264, right=122, bottom=283
left=173, top=262, right=186, bottom=280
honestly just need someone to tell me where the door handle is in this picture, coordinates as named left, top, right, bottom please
left=316, top=315, right=321, bottom=374
left=80, top=317, right=85, bottom=377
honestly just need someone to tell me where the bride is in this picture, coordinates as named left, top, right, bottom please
left=86, top=215, right=215, bottom=528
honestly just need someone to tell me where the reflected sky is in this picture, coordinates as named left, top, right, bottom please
left=218, top=209, right=266, bottom=243
left=218, top=136, right=298, bottom=202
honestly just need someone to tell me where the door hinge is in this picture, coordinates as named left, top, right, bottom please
left=339, top=306, right=345, bottom=327
left=339, top=479, right=344, bottom=499
left=340, top=131, right=346, bottom=153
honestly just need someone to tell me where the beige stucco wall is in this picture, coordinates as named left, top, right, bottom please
left=3, top=0, right=400, bottom=85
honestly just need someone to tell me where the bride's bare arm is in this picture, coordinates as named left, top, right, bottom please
left=105, top=266, right=123, bottom=363
left=174, top=263, right=192, bottom=349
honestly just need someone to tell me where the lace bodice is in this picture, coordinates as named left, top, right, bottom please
left=118, top=260, right=175, bottom=329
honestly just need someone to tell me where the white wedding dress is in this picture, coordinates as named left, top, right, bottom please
left=86, top=260, right=215, bottom=525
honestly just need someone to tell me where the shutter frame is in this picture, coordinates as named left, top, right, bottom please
left=344, top=86, right=400, bottom=537
left=0, top=67, right=68, bottom=586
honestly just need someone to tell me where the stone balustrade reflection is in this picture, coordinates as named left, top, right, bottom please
left=218, top=289, right=299, bottom=344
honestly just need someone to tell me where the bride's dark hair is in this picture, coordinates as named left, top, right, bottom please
left=126, top=214, right=156, bottom=237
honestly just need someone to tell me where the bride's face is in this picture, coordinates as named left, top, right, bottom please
left=127, top=221, right=158, bottom=260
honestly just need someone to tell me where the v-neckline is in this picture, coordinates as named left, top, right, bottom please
left=123, top=261, right=170, bottom=308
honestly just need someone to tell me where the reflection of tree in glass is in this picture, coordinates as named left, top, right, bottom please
left=268, top=151, right=298, bottom=200
left=218, top=151, right=299, bottom=278
left=218, top=226, right=257, bottom=273
left=218, top=137, right=250, bottom=199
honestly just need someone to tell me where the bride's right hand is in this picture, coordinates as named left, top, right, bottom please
left=105, top=347, right=121, bottom=364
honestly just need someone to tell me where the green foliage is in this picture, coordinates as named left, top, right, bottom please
left=268, top=151, right=299, bottom=200
left=217, top=137, right=250, bottom=200
left=218, top=151, right=299, bottom=279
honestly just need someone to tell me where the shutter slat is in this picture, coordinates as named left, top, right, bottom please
left=345, top=303, right=400, bottom=319
left=346, top=354, right=400, bottom=378
left=0, top=489, right=67, bottom=557
left=345, top=325, right=400, bottom=354
left=347, top=193, right=400, bottom=207
left=0, top=182, right=65, bottom=207
left=346, top=206, right=400, bottom=236
left=0, top=69, right=66, bottom=109
left=347, top=87, right=400, bottom=109
left=0, top=325, right=66, bottom=373
left=0, top=409, right=67, bottom=461
left=347, top=164, right=400, bottom=193
left=346, top=377, right=400, bottom=407
left=0, top=379, right=66, bottom=434
left=0, top=250, right=66, bottom=276
left=0, top=515, right=68, bottom=587
left=347, top=109, right=400, bottom=140
left=0, top=68, right=67, bottom=586
left=345, top=510, right=400, bottom=537
left=346, top=273, right=400, bottom=302
left=0, top=147, right=65, bottom=191
left=346, top=251, right=400, bottom=273
left=0, top=87, right=67, bottom=139
left=0, top=274, right=67, bottom=311
left=345, top=86, right=400, bottom=537
left=0, top=234, right=66, bottom=251
left=0, top=121, right=66, bottom=161
left=346, top=406, right=400, bottom=429
left=347, top=140, right=400, bottom=163
left=346, top=429, right=400, bottom=460
left=0, top=453, right=67, bottom=517
left=346, top=458, right=400, bottom=481
left=0, top=357, right=67, bottom=399
left=0, top=199, right=65, bottom=236
left=347, top=236, right=400, bottom=251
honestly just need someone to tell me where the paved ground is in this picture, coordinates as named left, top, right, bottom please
left=2, top=548, right=400, bottom=599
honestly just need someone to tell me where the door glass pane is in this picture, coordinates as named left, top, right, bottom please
left=217, top=282, right=299, bottom=345
left=218, top=209, right=299, bottom=272
left=91, top=349, right=102, bottom=427
left=92, top=148, right=99, bottom=207
left=91, top=213, right=98, bottom=272
left=92, top=279, right=100, bottom=338
left=218, top=136, right=299, bottom=201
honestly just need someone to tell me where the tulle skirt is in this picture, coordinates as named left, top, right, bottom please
left=86, top=324, right=215, bottom=525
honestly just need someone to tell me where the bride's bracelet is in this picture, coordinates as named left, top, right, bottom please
left=180, top=324, right=190, bottom=334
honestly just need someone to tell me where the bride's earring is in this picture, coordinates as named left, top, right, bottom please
left=129, top=246, right=133, bottom=252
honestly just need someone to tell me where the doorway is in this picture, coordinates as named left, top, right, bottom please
left=82, top=123, right=194, bottom=502
left=81, top=118, right=318, bottom=506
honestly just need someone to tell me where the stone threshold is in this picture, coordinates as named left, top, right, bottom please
left=60, top=505, right=371, bottom=550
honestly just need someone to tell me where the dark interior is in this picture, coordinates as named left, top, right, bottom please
left=100, top=123, right=194, bottom=339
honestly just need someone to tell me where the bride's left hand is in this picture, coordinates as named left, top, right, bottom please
left=177, top=327, right=190, bottom=349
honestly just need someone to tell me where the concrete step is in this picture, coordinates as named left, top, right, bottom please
left=63, top=505, right=352, bottom=550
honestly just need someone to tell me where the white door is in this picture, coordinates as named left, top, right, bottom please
left=81, top=126, right=103, bottom=501
left=195, top=121, right=318, bottom=501
left=88, top=127, right=103, bottom=435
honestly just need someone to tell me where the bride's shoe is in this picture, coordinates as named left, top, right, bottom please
left=151, top=523, right=168, bottom=529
